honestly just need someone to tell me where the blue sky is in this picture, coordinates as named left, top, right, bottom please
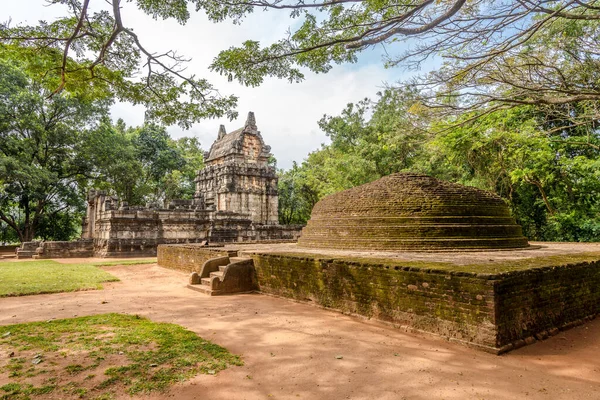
left=4, top=0, right=422, bottom=169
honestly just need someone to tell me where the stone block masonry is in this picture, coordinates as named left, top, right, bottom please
left=250, top=253, right=499, bottom=351
left=157, top=242, right=600, bottom=353
left=247, top=251, right=600, bottom=353
left=158, top=244, right=236, bottom=274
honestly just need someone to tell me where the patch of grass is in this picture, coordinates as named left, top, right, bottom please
left=91, top=259, right=157, bottom=267
left=0, top=313, right=242, bottom=399
left=0, top=382, right=56, bottom=400
left=0, top=260, right=119, bottom=297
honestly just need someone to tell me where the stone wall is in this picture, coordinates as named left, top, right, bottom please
left=0, top=245, right=19, bottom=254
left=254, top=225, right=303, bottom=242
left=248, top=252, right=600, bottom=353
left=250, top=253, right=498, bottom=350
left=35, top=240, right=94, bottom=259
left=495, top=262, right=600, bottom=347
left=157, top=244, right=237, bottom=274
left=91, top=208, right=212, bottom=257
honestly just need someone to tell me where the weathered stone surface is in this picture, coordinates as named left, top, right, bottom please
left=199, top=256, right=230, bottom=278
left=15, top=241, right=42, bottom=259
left=189, top=272, right=201, bottom=285
left=210, top=258, right=257, bottom=295
left=34, top=240, right=94, bottom=259
left=195, top=111, right=279, bottom=225
left=158, top=244, right=235, bottom=273
left=298, top=173, right=529, bottom=251
left=249, top=248, right=600, bottom=352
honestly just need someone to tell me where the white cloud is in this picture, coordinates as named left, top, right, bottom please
left=5, top=0, right=411, bottom=169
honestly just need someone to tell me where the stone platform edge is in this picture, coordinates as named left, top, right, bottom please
left=157, top=243, right=600, bottom=353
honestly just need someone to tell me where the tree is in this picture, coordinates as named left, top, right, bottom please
left=205, top=0, right=600, bottom=134
left=79, top=117, right=145, bottom=204
left=0, top=59, right=110, bottom=242
left=319, top=88, right=428, bottom=177
left=5, top=1, right=599, bottom=130
left=429, top=105, right=600, bottom=241
left=1, top=0, right=238, bottom=128
left=83, top=120, right=205, bottom=205
left=277, top=162, right=317, bottom=225
left=292, top=89, right=600, bottom=241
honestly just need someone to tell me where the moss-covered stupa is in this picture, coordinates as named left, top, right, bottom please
left=297, top=173, right=529, bottom=251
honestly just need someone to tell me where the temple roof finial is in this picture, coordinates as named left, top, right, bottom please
left=217, top=124, right=226, bottom=139
left=245, top=111, right=257, bottom=131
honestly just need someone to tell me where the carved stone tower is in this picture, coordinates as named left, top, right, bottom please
left=194, top=112, right=279, bottom=225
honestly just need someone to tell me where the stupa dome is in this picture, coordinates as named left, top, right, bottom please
left=297, top=173, right=529, bottom=251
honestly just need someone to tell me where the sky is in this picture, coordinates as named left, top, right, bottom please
left=4, top=0, right=420, bottom=170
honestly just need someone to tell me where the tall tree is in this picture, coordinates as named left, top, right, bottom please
left=0, top=59, right=109, bottom=242
left=83, top=120, right=205, bottom=205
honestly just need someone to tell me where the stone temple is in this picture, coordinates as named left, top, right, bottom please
left=195, top=111, right=278, bottom=227
left=18, top=112, right=301, bottom=259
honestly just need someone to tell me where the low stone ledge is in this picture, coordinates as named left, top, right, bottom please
left=157, top=245, right=236, bottom=274
left=249, top=250, right=600, bottom=353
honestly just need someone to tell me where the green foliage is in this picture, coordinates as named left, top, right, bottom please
left=0, top=313, right=243, bottom=398
left=287, top=91, right=600, bottom=242
left=0, top=0, right=238, bottom=128
left=36, top=210, right=82, bottom=241
left=428, top=107, right=600, bottom=241
left=277, top=163, right=315, bottom=225
left=0, top=260, right=118, bottom=297
left=89, top=121, right=204, bottom=205
left=278, top=88, right=428, bottom=225
left=0, top=59, right=109, bottom=242
left=0, top=59, right=206, bottom=242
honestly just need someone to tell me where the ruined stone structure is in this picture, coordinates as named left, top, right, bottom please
left=298, top=173, right=529, bottom=251
left=195, top=112, right=278, bottom=226
left=19, top=112, right=301, bottom=259
left=159, top=173, right=600, bottom=353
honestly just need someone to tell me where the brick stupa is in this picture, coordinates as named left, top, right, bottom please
left=298, top=173, right=529, bottom=251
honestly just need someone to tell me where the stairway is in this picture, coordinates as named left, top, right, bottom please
left=16, top=241, right=42, bottom=259
left=188, top=256, right=257, bottom=296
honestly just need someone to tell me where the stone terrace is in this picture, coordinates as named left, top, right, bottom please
left=159, top=241, right=600, bottom=354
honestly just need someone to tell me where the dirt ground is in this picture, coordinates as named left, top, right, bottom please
left=1, top=261, right=599, bottom=400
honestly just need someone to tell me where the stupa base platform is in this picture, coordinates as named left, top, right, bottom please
left=158, top=242, right=600, bottom=354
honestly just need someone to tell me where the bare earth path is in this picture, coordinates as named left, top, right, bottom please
left=1, top=262, right=599, bottom=400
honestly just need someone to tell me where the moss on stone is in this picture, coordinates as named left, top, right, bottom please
left=249, top=250, right=600, bottom=275
left=298, top=173, right=529, bottom=251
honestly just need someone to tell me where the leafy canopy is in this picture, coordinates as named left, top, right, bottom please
left=1, top=0, right=238, bottom=128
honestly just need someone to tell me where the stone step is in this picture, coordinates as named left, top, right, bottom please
left=230, top=256, right=251, bottom=262
left=16, top=250, right=36, bottom=259
left=218, top=265, right=227, bottom=272
left=201, top=277, right=212, bottom=286
left=210, top=271, right=224, bottom=279
left=187, top=284, right=215, bottom=295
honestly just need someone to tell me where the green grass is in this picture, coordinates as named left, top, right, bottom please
left=91, top=259, right=157, bottom=267
left=0, top=314, right=243, bottom=399
left=0, top=260, right=119, bottom=297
